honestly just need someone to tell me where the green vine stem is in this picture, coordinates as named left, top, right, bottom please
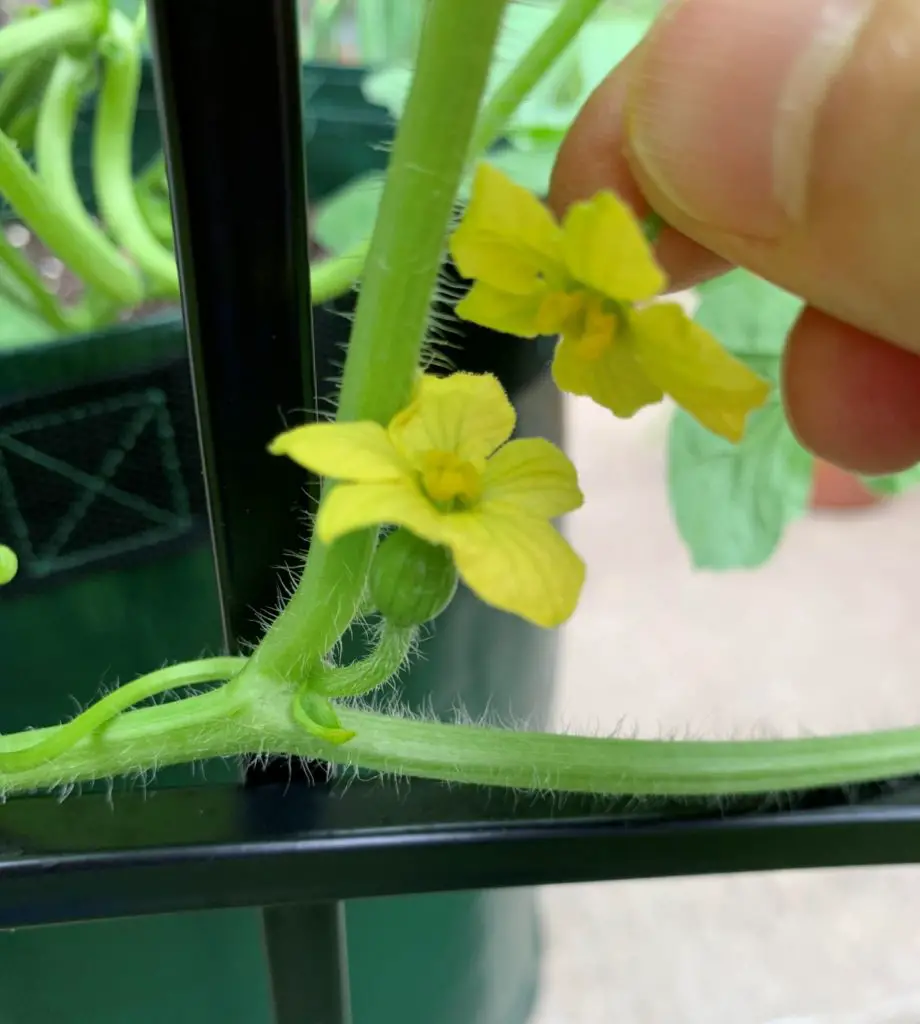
left=469, top=0, right=605, bottom=155
left=0, top=258, right=36, bottom=313
left=0, top=225, right=70, bottom=329
left=308, top=0, right=604, bottom=305
left=29, top=53, right=143, bottom=306
left=0, top=2, right=104, bottom=73
left=5, top=678, right=920, bottom=799
left=309, top=241, right=368, bottom=306
left=135, top=152, right=168, bottom=195
left=0, top=50, right=54, bottom=132
left=313, top=623, right=417, bottom=699
left=135, top=186, right=174, bottom=248
left=92, top=10, right=179, bottom=296
left=246, top=0, right=507, bottom=685
left=0, top=657, right=246, bottom=775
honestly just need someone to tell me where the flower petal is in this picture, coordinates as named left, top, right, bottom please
left=482, top=438, right=583, bottom=518
left=455, top=281, right=545, bottom=337
left=388, top=372, right=516, bottom=464
left=449, top=163, right=565, bottom=293
left=631, top=304, right=772, bottom=442
left=443, top=510, right=585, bottom=628
left=316, top=480, right=447, bottom=546
left=269, top=422, right=407, bottom=481
left=551, top=310, right=664, bottom=418
left=561, top=192, right=666, bottom=302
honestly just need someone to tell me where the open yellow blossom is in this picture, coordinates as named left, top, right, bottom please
left=270, top=373, right=585, bottom=628
left=449, top=164, right=770, bottom=443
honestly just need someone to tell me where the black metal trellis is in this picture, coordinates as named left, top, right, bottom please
left=147, top=1, right=349, bottom=1021
left=2, top=2, right=920, bottom=1023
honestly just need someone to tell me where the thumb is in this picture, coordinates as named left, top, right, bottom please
left=625, top=0, right=920, bottom=354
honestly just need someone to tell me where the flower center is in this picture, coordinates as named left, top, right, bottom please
left=420, top=451, right=482, bottom=507
left=570, top=295, right=621, bottom=361
left=534, top=288, right=584, bottom=335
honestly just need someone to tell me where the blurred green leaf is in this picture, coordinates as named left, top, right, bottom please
left=361, top=65, right=412, bottom=117
left=312, top=171, right=386, bottom=255
left=484, top=146, right=556, bottom=196
left=668, top=397, right=814, bottom=570
left=576, top=12, right=652, bottom=93
left=694, top=270, right=804, bottom=378
left=862, top=462, right=920, bottom=497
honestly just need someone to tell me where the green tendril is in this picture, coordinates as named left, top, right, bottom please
left=0, top=657, right=246, bottom=774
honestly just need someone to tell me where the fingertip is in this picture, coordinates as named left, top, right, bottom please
left=549, top=59, right=647, bottom=218
left=549, top=58, right=730, bottom=291
left=783, top=307, right=920, bottom=475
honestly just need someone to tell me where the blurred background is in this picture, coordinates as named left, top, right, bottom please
left=534, top=397, right=920, bottom=1024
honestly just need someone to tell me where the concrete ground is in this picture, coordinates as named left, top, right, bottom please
left=531, top=397, right=920, bottom=1024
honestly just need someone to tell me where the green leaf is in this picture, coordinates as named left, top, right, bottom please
left=312, top=171, right=386, bottom=256
left=694, top=270, right=804, bottom=378
left=668, top=399, right=814, bottom=570
left=862, top=462, right=920, bottom=497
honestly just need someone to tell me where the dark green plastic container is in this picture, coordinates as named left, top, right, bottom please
left=0, top=65, right=558, bottom=1024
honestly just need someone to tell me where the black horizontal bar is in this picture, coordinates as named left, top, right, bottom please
left=3, top=776, right=920, bottom=928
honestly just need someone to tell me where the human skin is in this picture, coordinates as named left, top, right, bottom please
left=549, top=0, right=920, bottom=475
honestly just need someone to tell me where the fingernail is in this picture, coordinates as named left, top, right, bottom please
left=627, top=0, right=876, bottom=235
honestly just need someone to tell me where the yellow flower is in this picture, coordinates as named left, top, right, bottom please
left=270, top=373, right=585, bottom=628
left=449, top=164, right=770, bottom=443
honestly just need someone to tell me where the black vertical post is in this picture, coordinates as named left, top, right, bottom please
left=147, top=2, right=351, bottom=1023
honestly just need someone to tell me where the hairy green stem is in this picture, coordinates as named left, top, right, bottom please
left=247, top=0, right=506, bottom=683
left=92, top=11, right=178, bottom=295
left=314, top=623, right=417, bottom=698
left=0, top=657, right=246, bottom=774
left=6, top=677, right=920, bottom=799
left=312, top=0, right=603, bottom=305
left=0, top=2, right=104, bottom=72
left=30, top=54, right=143, bottom=305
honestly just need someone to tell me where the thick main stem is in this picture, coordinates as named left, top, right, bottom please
left=6, top=684, right=920, bottom=799
left=248, top=0, right=507, bottom=683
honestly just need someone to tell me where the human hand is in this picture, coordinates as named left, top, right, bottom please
left=550, top=0, right=920, bottom=473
